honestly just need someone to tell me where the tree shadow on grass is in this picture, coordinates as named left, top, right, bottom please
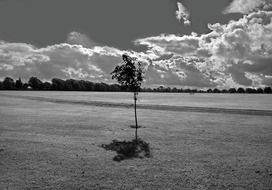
left=101, top=139, right=151, bottom=162
left=129, top=125, right=146, bottom=129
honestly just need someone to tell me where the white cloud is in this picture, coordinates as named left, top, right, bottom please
left=2, top=9, right=272, bottom=90
left=144, top=56, right=216, bottom=87
left=66, top=31, right=96, bottom=48
left=223, top=0, right=272, bottom=14
left=0, top=42, right=50, bottom=66
left=176, top=2, right=191, bottom=26
left=0, top=34, right=154, bottom=84
left=135, top=11, right=272, bottom=88
left=135, top=33, right=200, bottom=57
left=0, top=39, right=125, bottom=82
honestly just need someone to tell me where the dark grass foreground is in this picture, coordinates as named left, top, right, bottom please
left=101, top=139, right=151, bottom=162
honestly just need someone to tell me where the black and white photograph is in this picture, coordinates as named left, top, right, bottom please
left=0, top=0, right=272, bottom=189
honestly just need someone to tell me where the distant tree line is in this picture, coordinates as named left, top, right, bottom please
left=0, top=76, right=271, bottom=94
left=142, top=86, right=272, bottom=94
left=0, top=77, right=123, bottom=92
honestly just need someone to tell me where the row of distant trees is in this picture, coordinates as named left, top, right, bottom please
left=0, top=76, right=271, bottom=94
left=0, top=77, right=122, bottom=92
left=146, top=86, right=272, bottom=94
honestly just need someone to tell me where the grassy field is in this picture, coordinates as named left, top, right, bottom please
left=0, top=92, right=272, bottom=189
left=1, top=91, right=272, bottom=110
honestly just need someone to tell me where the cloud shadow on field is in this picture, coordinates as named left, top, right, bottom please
left=101, top=139, right=151, bottom=162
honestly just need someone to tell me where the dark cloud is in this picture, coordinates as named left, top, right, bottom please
left=243, top=56, right=272, bottom=75
left=228, top=65, right=253, bottom=86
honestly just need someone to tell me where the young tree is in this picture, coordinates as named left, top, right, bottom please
left=111, top=54, right=144, bottom=143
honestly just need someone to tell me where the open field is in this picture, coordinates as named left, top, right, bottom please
left=1, top=91, right=272, bottom=111
left=0, top=91, right=272, bottom=189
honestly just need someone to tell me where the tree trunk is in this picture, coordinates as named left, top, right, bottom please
left=134, top=92, right=138, bottom=144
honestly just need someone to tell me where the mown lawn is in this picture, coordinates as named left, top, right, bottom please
left=0, top=95, right=271, bottom=189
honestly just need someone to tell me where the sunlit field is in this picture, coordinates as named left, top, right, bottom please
left=0, top=91, right=272, bottom=189
left=1, top=91, right=272, bottom=110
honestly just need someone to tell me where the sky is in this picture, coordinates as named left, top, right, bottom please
left=0, top=0, right=272, bottom=88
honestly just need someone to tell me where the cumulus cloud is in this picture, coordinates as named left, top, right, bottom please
left=1, top=9, right=272, bottom=89
left=135, top=10, right=272, bottom=88
left=144, top=56, right=216, bottom=87
left=66, top=31, right=96, bottom=48
left=0, top=33, right=153, bottom=84
left=223, top=0, right=272, bottom=14
left=135, top=33, right=200, bottom=57
left=0, top=39, right=125, bottom=82
left=176, top=2, right=191, bottom=25
left=0, top=37, right=215, bottom=88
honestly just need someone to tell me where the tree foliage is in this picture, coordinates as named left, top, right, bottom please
left=3, top=77, right=15, bottom=90
left=28, top=77, right=43, bottom=90
left=111, top=54, right=144, bottom=92
left=15, top=78, right=23, bottom=89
